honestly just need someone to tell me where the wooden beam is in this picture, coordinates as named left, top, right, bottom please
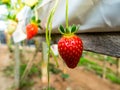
left=78, top=32, right=120, bottom=58
left=37, top=32, right=120, bottom=57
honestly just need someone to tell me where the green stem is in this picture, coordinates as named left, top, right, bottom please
left=45, top=0, right=59, bottom=89
left=35, top=7, right=38, bottom=22
left=66, top=0, right=69, bottom=28
left=50, top=48, right=59, bottom=67
left=47, top=47, right=50, bottom=90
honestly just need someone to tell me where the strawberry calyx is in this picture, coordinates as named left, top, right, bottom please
left=30, top=16, right=43, bottom=30
left=58, top=24, right=80, bottom=35
left=26, top=16, right=43, bottom=40
left=59, top=0, right=80, bottom=35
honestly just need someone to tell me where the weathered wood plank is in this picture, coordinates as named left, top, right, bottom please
left=37, top=32, right=120, bottom=57
left=79, top=32, right=120, bottom=58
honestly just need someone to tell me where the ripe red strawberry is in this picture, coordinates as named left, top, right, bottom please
left=58, top=25, right=83, bottom=68
left=26, top=23, right=38, bottom=40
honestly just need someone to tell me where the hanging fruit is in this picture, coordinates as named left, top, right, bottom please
left=58, top=25, right=83, bottom=68
left=26, top=23, right=38, bottom=40
left=58, top=0, right=83, bottom=68
left=26, top=15, right=42, bottom=40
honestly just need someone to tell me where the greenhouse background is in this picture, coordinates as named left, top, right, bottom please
left=0, top=0, right=120, bottom=90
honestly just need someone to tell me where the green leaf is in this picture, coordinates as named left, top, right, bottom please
left=59, top=25, right=65, bottom=34
left=72, top=25, right=80, bottom=33
left=7, top=12, right=16, bottom=20
left=61, top=73, right=69, bottom=79
left=37, top=19, right=41, bottom=23
left=76, top=25, right=80, bottom=32
left=71, top=24, right=76, bottom=33
left=68, top=26, right=72, bottom=33
left=32, top=16, right=36, bottom=21
left=38, top=25, right=43, bottom=30
left=65, top=28, right=68, bottom=33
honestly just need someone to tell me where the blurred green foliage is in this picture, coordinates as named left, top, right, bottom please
left=61, top=73, right=69, bottom=79
left=49, top=63, right=62, bottom=74
left=84, top=51, right=117, bottom=64
left=78, top=54, right=120, bottom=84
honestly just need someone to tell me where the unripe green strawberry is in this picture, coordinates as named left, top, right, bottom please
left=58, top=25, right=83, bottom=68
left=58, top=34, right=83, bottom=68
left=6, top=20, right=17, bottom=35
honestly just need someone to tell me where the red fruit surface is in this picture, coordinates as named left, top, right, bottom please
left=58, top=35, right=83, bottom=68
left=26, top=23, right=38, bottom=40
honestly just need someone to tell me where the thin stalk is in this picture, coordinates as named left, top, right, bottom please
left=46, top=13, right=52, bottom=90
left=35, top=7, right=38, bottom=22
left=50, top=48, right=59, bottom=67
left=46, top=11, right=52, bottom=46
left=47, top=46, right=50, bottom=90
left=45, top=0, right=59, bottom=89
left=66, top=0, right=69, bottom=28
left=46, top=11, right=52, bottom=90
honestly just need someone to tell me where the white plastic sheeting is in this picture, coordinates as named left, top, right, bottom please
left=0, top=21, right=7, bottom=31
left=13, top=6, right=32, bottom=43
left=0, top=5, right=8, bottom=31
left=38, top=0, right=120, bottom=33
left=12, top=0, right=120, bottom=43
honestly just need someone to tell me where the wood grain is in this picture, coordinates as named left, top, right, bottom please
left=37, top=32, right=120, bottom=57
left=78, top=32, right=120, bottom=57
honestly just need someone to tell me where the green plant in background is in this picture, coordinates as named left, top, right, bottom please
left=78, top=56, right=120, bottom=84
left=49, top=63, right=62, bottom=74
left=3, top=62, right=66, bottom=90
left=84, top=51, right=117, bottom=65
left=20, top=78, right=34, bottom=90
left=3, top=63, right=41, bottom=89
left=61, top=73, right=69, bottom=80
left=42, top=87, right=55, bottom=90
left=20, top=64, right=41, bottom=77
left=49, top=63, right=69, bottom=80
left=3, top=65, right=14, bottom=77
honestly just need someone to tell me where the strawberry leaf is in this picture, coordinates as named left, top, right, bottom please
left=69, top=26, right=72, bottom=33
left=37, top=19, right=41, bottom=23
left=38, top=25, right=43, bottom=30
left=31, top=16, right=36, bottom=21
left=66, top=27, right=69, bottom=33
left=71, top=24, right=76, bottom=33
left=59, top=25, right=65, bottom=34
left=76, top=25, right=80, bottom=32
